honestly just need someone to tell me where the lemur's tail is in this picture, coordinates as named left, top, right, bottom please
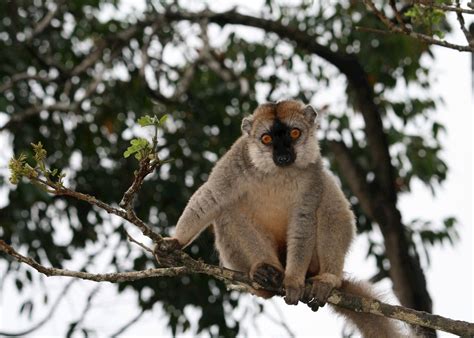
left=331, top=278, right=404, bottom=338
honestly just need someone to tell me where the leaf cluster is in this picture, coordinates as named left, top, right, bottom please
left=404, top=0, right=451, bottom=38
left=123, top=114, right=168, bottom=160
left=9, top=142, right=64, bottom=187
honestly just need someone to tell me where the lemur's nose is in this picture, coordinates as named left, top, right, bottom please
left=276, top=154, right=291, bottom=165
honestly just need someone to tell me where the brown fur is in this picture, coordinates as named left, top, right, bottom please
left=170, top=100, right=402, bottom=337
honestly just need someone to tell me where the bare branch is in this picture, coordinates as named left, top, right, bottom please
left=26, top=2, right=61, bottom=41
left=0, top=102, right=78, bottom=131
left=454, top=0, right=473, bottom=46
left=362, top=0, right=474, bottom=52
left=0, top=65, right=106, bottom=132
left=424, top=3, right=474, bottom=15
left=110, top=309, right=145, bottom=337
left=1, top=239, right=473, bottom=336
left=69, top=285, right=101, bottom=333
left=0, top=240, right=189, bottom=282
left=389, top=0, right=408, bottom=32
left=0, top=279, right=76, bottom=337
left=125, top=229, right=154, bottom=254
left=266, top=300, right=296, bottom=338
left=0, top=73, right=54, bottom=94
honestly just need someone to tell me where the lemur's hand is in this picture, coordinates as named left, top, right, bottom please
left=153, top=237, right=183, bottom=267
left=154, top=237, right=182, bottom=254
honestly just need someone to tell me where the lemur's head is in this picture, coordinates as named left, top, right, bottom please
left=241, top=100, right=320, bottom=172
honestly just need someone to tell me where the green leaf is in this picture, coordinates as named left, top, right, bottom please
left=9, top=153, right=28, bottom=184
left=123, top=138, right=151, bottom=158
left=31, top=142, right=47, bottom=164
left=137, top=115, right=154, bottom=127
left=159, top=114, right=168, bottom=125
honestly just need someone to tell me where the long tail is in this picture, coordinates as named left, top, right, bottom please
left=330, top=279, right=405, bottom=338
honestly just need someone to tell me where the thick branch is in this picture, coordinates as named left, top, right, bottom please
left=1, top=240, right=473, bottom=336
left=327, top=140, right=377, bottom=220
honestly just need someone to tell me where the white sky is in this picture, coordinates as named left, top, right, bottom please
left=0, top=1, right=473, bottom=337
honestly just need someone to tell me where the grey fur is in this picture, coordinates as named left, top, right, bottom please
left=171, top=100, right=402, bottom=337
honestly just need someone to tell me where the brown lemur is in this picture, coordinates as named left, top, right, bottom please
left=160, top=100, right=401, bottom=337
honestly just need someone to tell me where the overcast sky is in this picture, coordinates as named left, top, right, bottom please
left=0, top=1, right=472, bottom=337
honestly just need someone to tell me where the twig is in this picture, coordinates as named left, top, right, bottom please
left=389, top=0, right=408, bottom=32
left=69, top=285, right=101, bottom=333
left=266, top=300, right=296, bottom=338
left=125, top=229, right=154, bottom=254
left=0, top=73, right=53, bottom=93
left=27, top=2, right=61, bottom=40
left=423, top=3, right=474, bottom=15
left=109, top=309, right=145, bottom=337
left=0, top=102, right=77, bottom=131
left=0, top=239, right=111, bottom=336
left=0, top=65, right=106, bottom=132
left=455, top=0, right=473, bottom=46
left=0, top=279, right=76, bottom=336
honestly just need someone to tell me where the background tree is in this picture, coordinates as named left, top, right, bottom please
left=0, top=0, right=466, bottom=336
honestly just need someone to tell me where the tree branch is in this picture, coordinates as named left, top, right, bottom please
left=27, top=2, right=61, bottom=40
left=0, top=240, right=189, bottom=282
left=1, top=240, right=473, bottom=336
left=0, top=279, right=76, bottom=337
left=327, top=140, right=377, bottom=220
left=362, top=0, right=474, bottom=52
left=110, top=309, right=145, bottom=337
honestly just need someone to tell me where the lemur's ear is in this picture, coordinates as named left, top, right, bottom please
left=241, top=115, right=254, bottom=135
left=303, top=105, right=318, bottom=123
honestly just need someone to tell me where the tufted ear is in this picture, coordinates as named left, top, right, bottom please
left=241, top=115, right=254, bottom=135
left=303, top=105, right=318, bottom=123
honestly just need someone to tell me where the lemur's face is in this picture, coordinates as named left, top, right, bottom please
left=242, top=100, right=320, bottom=173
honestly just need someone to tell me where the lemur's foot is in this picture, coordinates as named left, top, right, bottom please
left=305, top=273, right=341, bottom=312
left=250, top=262, right=284, bottom=289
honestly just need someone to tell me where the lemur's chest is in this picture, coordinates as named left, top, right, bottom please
left=239, top=175, right=302, bottom=244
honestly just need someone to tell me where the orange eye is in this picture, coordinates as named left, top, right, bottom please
left=261, top=134, right=272, bottom=145
left=290, top=128, right=301, bottom=139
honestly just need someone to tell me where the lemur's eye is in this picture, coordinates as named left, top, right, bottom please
left=261, top=134, right=272, bottom=145
left=290, top=128, right=301, bottom=140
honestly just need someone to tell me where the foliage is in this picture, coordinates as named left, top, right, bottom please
left=9, top=142, right=65, bottom=187
left=0, top=0, right=458, bottom=336
left=123, top=114, right=167, bottom=159
left=404, top=0, right=451, bottom=38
